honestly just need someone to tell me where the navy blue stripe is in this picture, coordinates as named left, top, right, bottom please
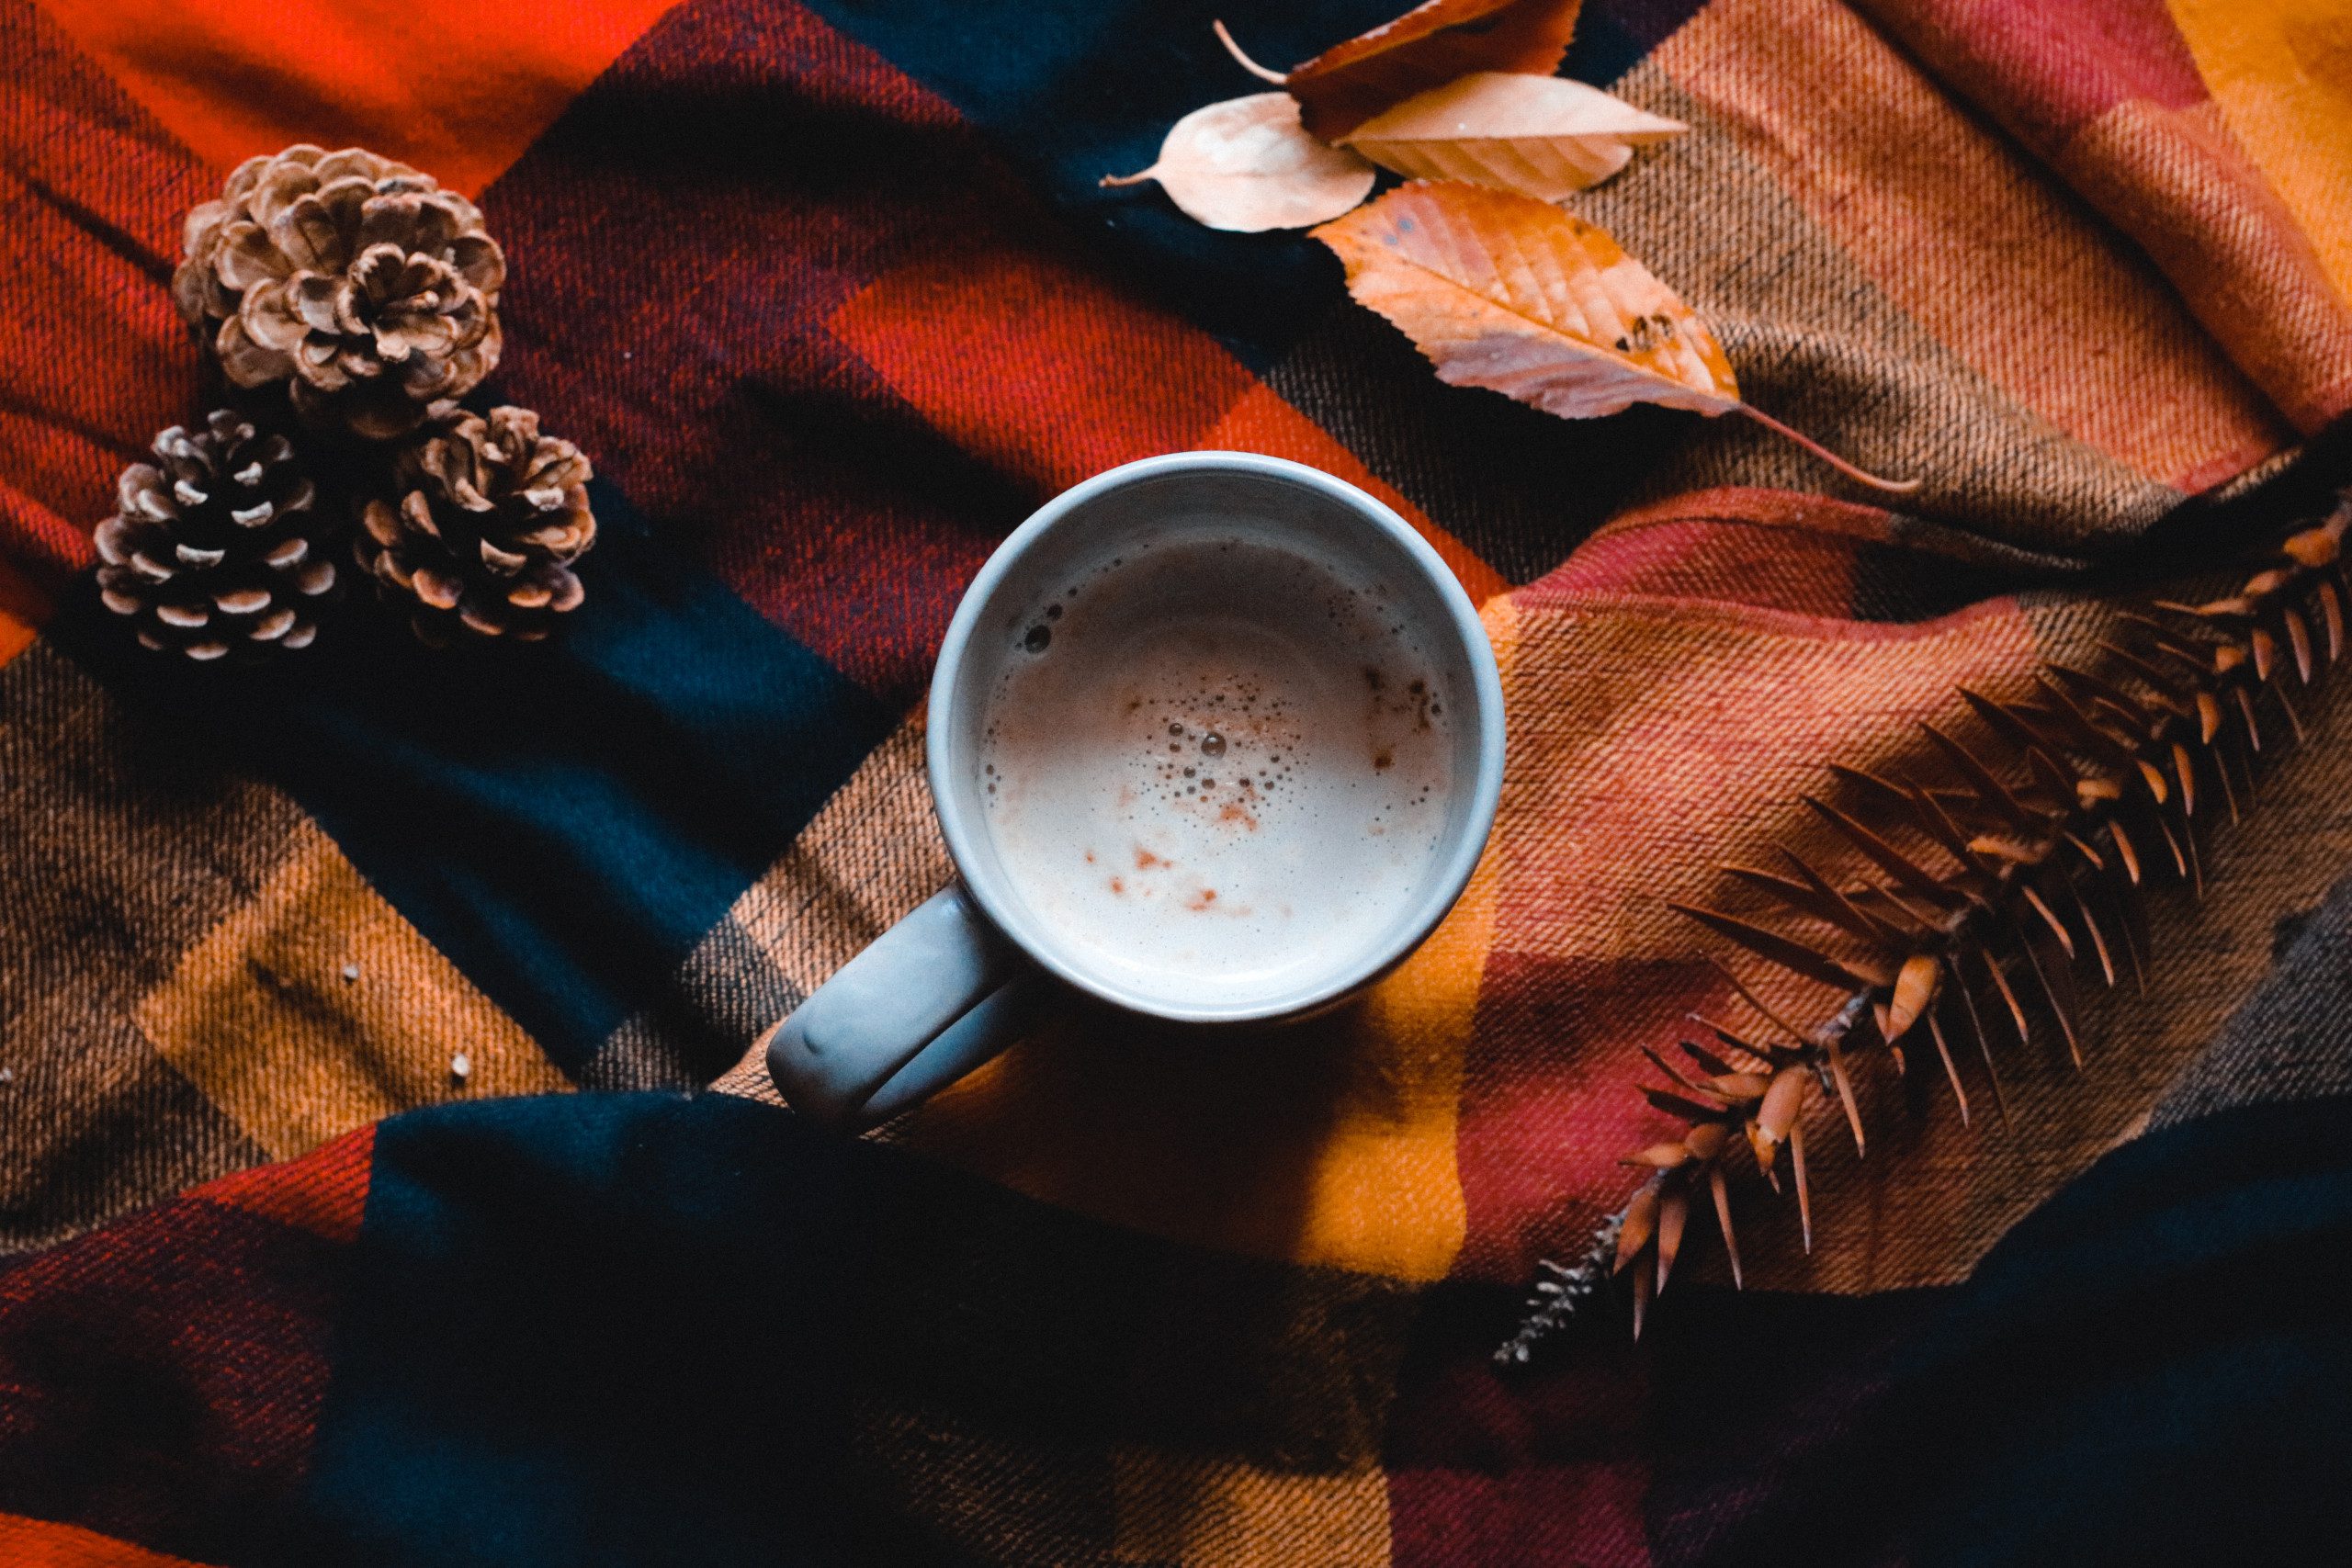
left=54, top=479, right=893, bottom=1071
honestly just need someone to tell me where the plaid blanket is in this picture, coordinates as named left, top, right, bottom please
left=4, top=0, right=2351, bottom=1562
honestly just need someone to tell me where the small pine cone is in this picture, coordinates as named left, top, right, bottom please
left=357, top=406, right=595, bottom=645
left=171, top=144, right=504, bottom=441
left=96, top=411, right=340, bottom=660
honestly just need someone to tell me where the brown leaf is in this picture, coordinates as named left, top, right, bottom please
left=2068, top=881, right=2118, bottom=988
left=1948, top=963, right=2010, bottom=1122
left=1801, top=795, right=1963, bottom=908
left=1925, top=1005, right=1971, bottom=1125
left=1758, top=1067, right=1808, bottom=1144
left=1668, top=901, right=1892, bottom=992
left=2196, top=688, right=2225, bottom=745
left=1220, top=1, right=1588, bottom=141
left=1709, top=1165, right=1743, bottom=1289
left=1312, top=182, right=1918, bottom=490
left=1617, top=1178, right=1661, bottom=1272
left=2018, top=883, right=2075, bottom=959
left=1678, top=1034, right=1741, bottom=1077
left=1975, top=944, right=2034, bottom=1048
left=1884, top=951, right=1941, bottom=1043
left=2014, top=922, right=2083, bottom=1066
left=1824, top=1038, right=1866, bottom=1155
left=1103, top=95, right=1376, bottom=231
left=2109, top=817, right=2144, bottom=885
left=1657, top=1184, right=1690, bottom=1292
left=1916, top=721, right=2039, bottom=835
left=1340, top=73, right=1685, bottom=200
left=1644, top=1086, right=1729, bottom=1123
left=1789, top=1120, right=1813, bottom=1254
left=1705, top=956, right=1811, bottom=1043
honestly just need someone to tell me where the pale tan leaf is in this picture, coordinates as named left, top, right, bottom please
left=1102, top=95, right=1375, bottom=232
left=1313, top=182, right=1918, bottom=490
left=1339, top=73, right=1685, bottom=200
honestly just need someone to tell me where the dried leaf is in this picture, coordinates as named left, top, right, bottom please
left=1668, top=901, right=1892, bottom=991
left=2015, top=922, right=2082, bottom=1066
left=1925, top=1005, right=1970, bottom=1125
left=1103, top=94, right=1376, bottom=231
left=1824, top=1038, right=1865, bottom=1155
left=1313, top=182, right=1918, bottom=490
left=1948, top=962, right=2010, bottom=1122
left=1220, top=0, right=1588, bottom=141
left=1340, top=73, right=1685, bottom=200
left=1789, top=1120, right=1813, bottom=1253
left=2018, top=883, right=2075, bottom=959
left=1678, top=1035, right=1739, bottom=1077
left=1705, top=957, right=1811, bottom=1044
left=1758, top=1067, right=1808, bottom=1144
left=1644, top=1087, right=1729, bottom=1123
left=1916, top=721, right=2038, bottom=835
left=1657, top=1184, right=1690, bottom=1292
left=1976, top=944, right=2033, bottom=1048
left=1617, top=1179, right=1660, bottom=1272
left=1801, top=795, right=1963, bottom=908
left=1709, top=1165, right=1743, bottom=1289
left=2270, top=678, right=2309, bottom=744
left=1884, top=951, right=1940, bottom=1042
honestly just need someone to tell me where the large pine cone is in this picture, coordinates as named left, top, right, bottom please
left=357, top=406, right=595, bottom=645
left=172, top=145, right=505, bottom=441
left=96, top=411, right=340, bottom=660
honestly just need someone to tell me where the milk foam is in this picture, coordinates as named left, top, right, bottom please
left=977, top=530, right=1454, bottom=1009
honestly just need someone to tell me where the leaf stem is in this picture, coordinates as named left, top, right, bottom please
left=1733, top=403, right=1923, bottom=495
left=1214, top=19, right=1289, bottom=84
left=1098, top=168, right=1158, bottom=187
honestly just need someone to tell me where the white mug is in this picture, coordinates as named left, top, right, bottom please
left=766, top=452, right=1506, bottom=1127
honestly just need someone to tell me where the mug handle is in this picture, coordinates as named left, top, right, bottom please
left=765, top=885, right=1048, bottom=1129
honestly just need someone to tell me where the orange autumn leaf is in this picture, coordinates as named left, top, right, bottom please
left=1312, top=182, right=1918, bottom=491
left=1216, top=0, right=1586, bottom=142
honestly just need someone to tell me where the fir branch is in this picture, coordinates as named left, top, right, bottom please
left=1504, top=488, right=2352, bottom=1357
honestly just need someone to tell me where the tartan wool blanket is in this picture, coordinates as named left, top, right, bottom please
left=6, top=0, right=2352, bottom=1562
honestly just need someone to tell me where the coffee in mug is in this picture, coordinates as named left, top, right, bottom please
left=977, top=529, right=1456, bottom=1010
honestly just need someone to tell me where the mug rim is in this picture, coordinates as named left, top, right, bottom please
left=926, top=451, right=1507, bottom=1025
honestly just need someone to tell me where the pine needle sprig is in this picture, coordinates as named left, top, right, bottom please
left=1506, top=487, right=2352, bottom=1353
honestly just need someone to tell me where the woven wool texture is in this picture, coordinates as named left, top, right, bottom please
left=2, top=0, right=2350, bottom=1562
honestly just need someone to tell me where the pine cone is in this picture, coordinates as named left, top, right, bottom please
left=172, top=145, right=505, bottom=441
left=357, top=406, right=595, bottom=645
left=96, top=411, right=340, bottom=660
